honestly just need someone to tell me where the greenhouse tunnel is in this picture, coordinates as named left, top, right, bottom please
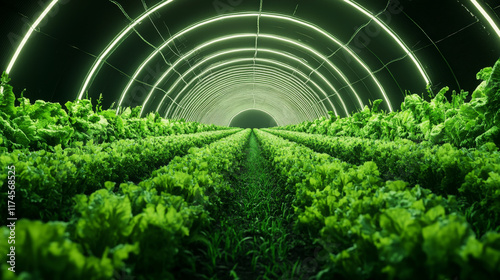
left=1, top=0, right=499, bottom=127
left=2, top=1, right=500, bottom=279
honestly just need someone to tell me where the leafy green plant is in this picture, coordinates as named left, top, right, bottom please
left=275, top=58, right=500, bottom=149
left=0, top=129, right=239, bottom=221
left=254, top=129, right=500, bottom=279
left=0, top=73, right=230, bottom=152
left=264, top=128, right=500, bottom=236
left=0, top=219, right=128, bottom=280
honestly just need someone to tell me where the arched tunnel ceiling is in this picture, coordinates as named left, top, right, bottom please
left=1, top=0, right=499, bottom=126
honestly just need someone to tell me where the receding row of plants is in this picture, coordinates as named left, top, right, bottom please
left=273, top=59, right=500, bottom=149
left=0, top=129, right=240, bottom=222
left=264, top=129, right=500, bottom=236
left=255, top=129, right=500, bottom=280
left=0, top=72, right=229, bottom=153
left=192, top=131, right=311, bottom=279
left=0, top=129, right=251, bottom=280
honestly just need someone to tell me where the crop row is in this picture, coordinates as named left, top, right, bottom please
left=274, top=59, right=500, bottom=148
left=0, top=129, right=251, bottom=280
left=0, top=129, right=240, bottom=221
left=264, top=129, right=500, bottom=236
left=0, top=72, right=229, bottom=153
left=254, top=129, right=500, bottom=280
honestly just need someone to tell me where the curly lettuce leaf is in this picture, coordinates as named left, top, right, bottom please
left=0, top=72, right=16, bottom=118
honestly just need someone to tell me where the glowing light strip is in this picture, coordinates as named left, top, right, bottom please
left=83, top=9, right=428, bottom=115
left=260, top=13, right=392, bottom=112
left=180, top=67, right=325, bottom=122
left=5, top=0, right=59, bottom=75
left=163, top=59, right=334, bottom=120
left=179, top=72, right=315, bottom=119
left=198, top=85, right=299, bottom=126
left=116, top=13, right=380, bottom=113
left=153, top=46, right=342, bottom=117
left=147, top=32, right=361, bottom=117
left=204, top=93, right=296, bottom=125
left=203, top=92, right=290, bottom=125
left=470, top=0, right=500, bottom=39
left=194, top=88, right=304, bottom=125
left=116, top=16, right=255, bottom=111
left=176, top=67, right=321, bottom=122
left=196, top=84, right=298, bottom=125
left=259, top=34, right=363, bottom=108
left=129, top=33, right=344, bottom=116
left=78, top=0, right=174, bottom=99
left=342, top=0, right=431, bottom=85
left=178, top=67, right=321, bottom=122
left=172, top=56, right=339, bottom=119
left=148, top=36, right=350, bottom=117
left=175, top=68, right=320, bottom=124
left=179, top=68, right=323, bottom=120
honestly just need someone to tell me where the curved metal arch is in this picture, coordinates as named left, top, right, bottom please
left=75, top=5, right=438, bottom=119
left=204, top=91, right=300, bottom=126
left=159, top=47, right=342, bottom=117
left=152, top=45, right=343, bottom=116
left=78, top=0, right=174, bottom=99
left=144, top=33, right=353, bottom=117
left=176, top=70, right=320, bottom=121
left=174, top=65, right=323, bottom=122
left=163, top=59, right=336, bottom=121
left=163, top=58, right=341, bottom=119
left=178, top=69, right=322, bottom=123
left=201, top=88, right=301, bottom=126
left=341, top=0, right=431, bottom=86
left=113, top=12, right=392, bottom=113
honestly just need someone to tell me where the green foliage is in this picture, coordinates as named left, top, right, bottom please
left=277, top=58, right=500, bottom=149
left=265, top=129, right=500, bottom=236
left=0, top=129, right=249, bottom=279
left=0, top=72, right=16, bottom=117
left=0, top=129, right=238, bottom=221
left=0, top=74, right=229, bottom=152
left=254, top=129, right=500, bottom=279
left=72, top=190, right=137, bottom=257
left=0, top=220, right=118, bottom=280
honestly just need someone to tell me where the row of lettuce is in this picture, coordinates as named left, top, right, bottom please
left=0, top=129, right=239, bottom=222
left=254, top=129, right=500, bottom=280
left=3, top=126, right=499, bottom=279
left=274, top=59, right=500, bottom=148
left=0, top=72, right=228, bottom=153
left=1, top=129, right=250, bottom=279
left=264, top=129, right=500, bottom=237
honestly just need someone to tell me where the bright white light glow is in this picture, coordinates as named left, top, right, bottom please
left=78, top=0, right=174, bottom=99
left=171, top=66, right=323, bottom=121
left=189, top=80, right=302, bottom=125
left=144, top=44, right=344, bottom=117
left=169, top=49, right=342, bottom=117
left=110, top=13, right=385, bottom=114
left=188, top=79, right=303, bottom=126
left=470, top=0, right=500, bottom=39
left=178, top=66, right=323, bottom=123
left=172, top=64, right=329, bottom=125
left=163, top=59, right=334, bottom=121
left=140, top=33, right=353, bottom=118
left=6, top=0, right=59, bottom=75
left=82, top=8, right=433, bottom=118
